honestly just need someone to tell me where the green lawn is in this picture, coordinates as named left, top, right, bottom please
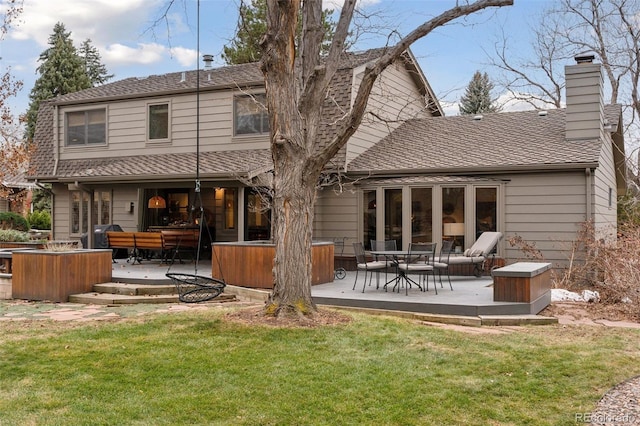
left=0, top=308, right=638, bottom=425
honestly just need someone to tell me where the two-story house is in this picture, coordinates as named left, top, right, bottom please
left=29, top=48, right=626, bottom=269
left=28, top=48, right=441, bottom=247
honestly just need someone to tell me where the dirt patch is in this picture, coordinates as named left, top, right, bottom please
left=225, top=305, right=353, bottom=328
left=541, top=301, right=640, bottom=329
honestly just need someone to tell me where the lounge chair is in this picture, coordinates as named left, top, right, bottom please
left=446, top=231, right=502, bottom=277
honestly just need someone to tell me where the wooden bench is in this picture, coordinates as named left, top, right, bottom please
left=106, top=231, right=136, bottom=263
left=161, top=230, right=200, bottom=263
left=133, top=232, right=164, bottom=262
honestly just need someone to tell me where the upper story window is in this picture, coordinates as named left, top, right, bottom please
left=148, top=103, right=169, bottom=141
left=66, top=109, right=106, bottom=146
left=234, top=94, right=269, bottom=136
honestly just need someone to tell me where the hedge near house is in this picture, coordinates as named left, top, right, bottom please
left=0, top=212, right=29, bottom=231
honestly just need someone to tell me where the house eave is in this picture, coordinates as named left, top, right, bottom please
left=347, top=162, right=600, bottom=178
left=52, top=80, right=266, bottom=106
left=33, top=173, right=247, bottom=185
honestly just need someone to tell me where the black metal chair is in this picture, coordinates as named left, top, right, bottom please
left=370, top=240, right=397, bottom=288
left=433, top=240, right=454, bottom=290
left=397, top=242, right=437, bottom=294
left=352, top=242, right=387, bottom=293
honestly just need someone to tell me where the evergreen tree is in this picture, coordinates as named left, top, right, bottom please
left=79, top=38, right=113, bottom=86
left=222, top=0, right=335, bottom=65
left=459, top=71, right=500, bottom=115
left=25, top=23, right=96, bottom=140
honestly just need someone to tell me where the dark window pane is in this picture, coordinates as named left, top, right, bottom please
left=411, top=188, right=432, bottom=243
left=234, top=94, right=269, bottom=135
left=66, top=110, right=106, bottom=146
left=149, top=104, right=169, bottom=139
left=363, top=190, right=376, bottom=250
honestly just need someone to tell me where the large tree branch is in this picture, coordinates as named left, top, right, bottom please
left=299, top=0, right=356, bottom=116
left=310, top=0, right=514, bottom=171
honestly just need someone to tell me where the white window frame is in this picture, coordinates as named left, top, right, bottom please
left=65, top=107, right=107, bottom=147
left=233, top=93, right=269, bottom=136
left=146, top=100, right=171, bottom=144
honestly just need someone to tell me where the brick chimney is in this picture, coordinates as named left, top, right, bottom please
left=565, top=54, right=605, bottom=141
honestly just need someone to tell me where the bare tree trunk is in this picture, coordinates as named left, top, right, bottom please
left=268, top=164, right=318, bottom=315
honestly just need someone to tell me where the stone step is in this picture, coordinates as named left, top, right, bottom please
left=68, top=281, right=237, bottom=305
left=69, top=292, right=180, bottom=305
left=94, top=282, right=177, bottom=296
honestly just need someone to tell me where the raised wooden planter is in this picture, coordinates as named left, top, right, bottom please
left=492, top=262, right=552, bottom=303
left=12, top=249, right=112, bottom=302
left=212, top=241, right=334, bottom=289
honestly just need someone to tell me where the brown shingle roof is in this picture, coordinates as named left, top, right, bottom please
left=347, top=105, right=622, bottom=174
left=52, top=150, right=272, bottom=182
left=50, top=48, right=393, bottom=105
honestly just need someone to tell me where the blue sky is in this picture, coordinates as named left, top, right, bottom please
left=0, top=0, right=554, bottom=116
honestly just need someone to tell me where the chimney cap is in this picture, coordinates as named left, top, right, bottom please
left=575, top=54, right=595, bottom=64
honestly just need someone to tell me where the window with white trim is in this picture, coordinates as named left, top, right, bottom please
left=66, top=109, right=106, bottom=146
left=234, top=94, right=269, bottom=135
left=148, top=103, right=169, bottom=140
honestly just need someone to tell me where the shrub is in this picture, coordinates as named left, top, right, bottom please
left=27, top=210, right=51, bottom=230
left=0, top=229, right=30, bottom=242
left=0, top=212, right=30, bottom=231
left=508, top=221, right=640, bottom=320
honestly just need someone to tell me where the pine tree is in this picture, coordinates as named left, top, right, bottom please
left=25, top=23, right=100, bottom=140
left=459, top=71, right=500, bottom=115
left=79, top=38, right=113, bottom=86
left=222, top=0, right=335, bottom=65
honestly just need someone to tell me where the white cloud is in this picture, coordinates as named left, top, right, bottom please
left=103, top=43, right=167, bottom=66
left=10, top=0, right=163, bottom=46
left=170, top=47, right=198, bottom=67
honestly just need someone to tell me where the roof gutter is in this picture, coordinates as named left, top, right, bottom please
left=346, top=162, right=601, bottom=178
left=52, top=172, right=244, bottom=185
left=52, top=81, right=265, bottom=107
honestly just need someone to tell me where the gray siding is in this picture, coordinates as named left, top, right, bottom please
left=314, top=187, right=359, bottom=255
left=593, top=136, right=618, bottom=240
left=564, top=63, right=605, bottom=142
left=504, top=171, right=587, bottom=267
left=346, top=62, right=430, bottom=166
left=0, top=199, right=8, bottom=213
left=57, top=89, right=269, bottom=161
left=51, top=183, right=71, bottom=240
left=110, top=185, right=140, bottom=231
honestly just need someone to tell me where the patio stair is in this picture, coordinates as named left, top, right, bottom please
left=68, top=282, right=236, bottom=305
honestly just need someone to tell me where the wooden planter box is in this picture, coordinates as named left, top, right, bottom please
left=12, top=249, right=112, bottom=302
left=212, top=241, right=334, bottom=289
left=492, top=262, right=552, bottom=303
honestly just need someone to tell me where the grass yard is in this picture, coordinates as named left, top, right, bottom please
left=0, top=307, right=638, bottom=425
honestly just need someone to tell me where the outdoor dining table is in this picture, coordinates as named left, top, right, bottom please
left=370, top=250, right=434, bottom=293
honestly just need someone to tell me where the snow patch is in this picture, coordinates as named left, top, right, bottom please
left=551, top=289, right=600, bottom=303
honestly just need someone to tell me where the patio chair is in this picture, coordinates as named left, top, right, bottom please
left=352, top=242, right=387, bottom=293
left=432, top=240, right=454, bottom=290
left=370, top=239, right=397, bottom=288
left=446, top=231, right=502, bottom=277
left=397, top=242, right=437, bottom=295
